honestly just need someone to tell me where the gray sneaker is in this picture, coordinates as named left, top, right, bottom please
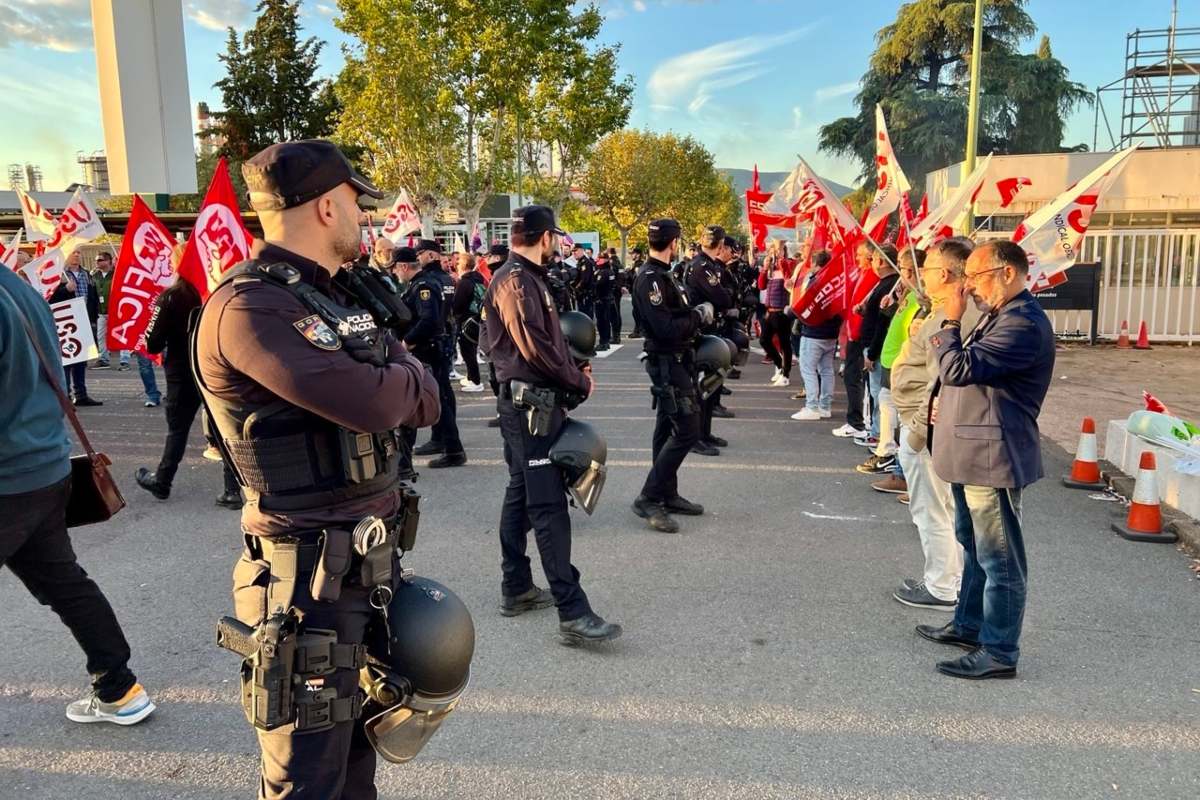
left=66, top=683, right=155, bottom=726
left=893, top=582, right=956, bottom=611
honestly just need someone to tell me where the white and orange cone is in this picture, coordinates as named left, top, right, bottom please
left=1112, top=452, right=1177, bottom=543
left=1115, top=320, right=1131, bottom=349
left=1062, top=417, right=1106, bottom=490
left=1134, top=320, right=1152, bottom=350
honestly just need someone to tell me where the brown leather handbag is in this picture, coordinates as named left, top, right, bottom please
left=2, top=283, right=126, bottom=526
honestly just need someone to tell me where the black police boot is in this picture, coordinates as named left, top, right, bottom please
left=690, top=441, right=719, bottom=457
left=499, top=586, right=555, bottom=617
left=664, top=495, right=704, bottom=516
left=727, top=367, right=742, bottom=379
left=703, top=435, right=728, bottom=448
left=632, top=496, right=680, bottom=533
left=712, top=404, right=735, bottom=419
left=428, top=451, right=467, bottom=469
left=558, top=613, right=623, bottom=646
left=215, top=491, right=243, bottom=510
left=414, top=440, right=445, bottom=456
left=134, top=467, right=169, bottom=500
left=487, top=416, right=501, bottom=428
left=719, top=385, right=732, bottom=396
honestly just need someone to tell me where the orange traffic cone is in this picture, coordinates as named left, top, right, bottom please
left=1062, top=417, right=1106, bottom=490
left=1115, top=320, right=1131, bottom=349
left=1112, top=452, right=1177, bottom=543
left=1134, top=321, right=1152, bottom=350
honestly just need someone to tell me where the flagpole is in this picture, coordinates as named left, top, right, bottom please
left=961, top=0, right=984, bottom=235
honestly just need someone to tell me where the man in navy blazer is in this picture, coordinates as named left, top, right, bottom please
left=919, top=240, right=1055, bottom=680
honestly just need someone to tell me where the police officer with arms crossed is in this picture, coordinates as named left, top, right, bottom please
left=194, top=140, right=442, bottom=798
left=402, top=239, right=467, bottom=468
left=631, top=218, right=714, bottom=533
left=483, top=205, right=622, bottom=646
left=686, top=225, right=735, bottom=456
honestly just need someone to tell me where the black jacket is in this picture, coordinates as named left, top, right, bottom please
left=451, top=270, right=485, bottom=323
left=144, top=280, right=202, bottom=381
left=861, top=273, right=900, bottom=362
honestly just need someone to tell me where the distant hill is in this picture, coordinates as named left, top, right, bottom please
left=720, top=168, right=855, bottom=202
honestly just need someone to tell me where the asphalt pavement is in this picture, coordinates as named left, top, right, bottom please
left=2, top=313, right=1198, bottom=799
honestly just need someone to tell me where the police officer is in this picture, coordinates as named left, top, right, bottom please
left=628, top=246, right=646, bottom=339
left=483, top=205, right=621, bottom=646
left=571, top=243, right=596, bottom=318
left=685, top=225, right=736, bottom=456
left=546, top=252, right=574, bottom=313
left=630, top=219, right=714, bottom=533
left=400, top=239, right=466, bottom=468
left=593, top=253, right=617, bottom=350
left=194, top=140, right=441, bottom=798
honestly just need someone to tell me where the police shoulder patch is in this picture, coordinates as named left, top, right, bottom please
left=419, top=288, right=432, bottom=301
left=293, top=314, right=341, bottom=351
left=649, top=281, right=663, bottom=306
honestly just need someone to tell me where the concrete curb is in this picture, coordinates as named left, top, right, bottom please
left=1100, top=458, right=1200, bottom=557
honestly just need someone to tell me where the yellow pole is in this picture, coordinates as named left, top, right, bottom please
left=961, top=0, right=984, bottom=234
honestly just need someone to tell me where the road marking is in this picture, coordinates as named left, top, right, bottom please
left=592, top=344, right=624, bottom=358
left=802, top=511, right=901, bottom=524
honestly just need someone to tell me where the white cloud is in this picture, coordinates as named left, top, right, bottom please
left=314, top=3, right=337, bottom=16
left=186, top=0, right=254, bottom=32
left=647, top=26, right=815, bottom=118
left=814, top=81, right=859, bottom=102
left=632, top=0, right=647, bottom=10
left=0, top=0, right=92, bottom=52
left=791, top=106, right=803, bottom=131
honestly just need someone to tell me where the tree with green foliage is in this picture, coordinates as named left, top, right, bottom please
left=820, top=0, right=1090, bottom=193
left=202, top=0, right=339, bottom=160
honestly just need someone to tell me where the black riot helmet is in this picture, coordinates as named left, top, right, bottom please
left=549, top=418, right=607, bottom=515
left=725, top=325, right=750, bottom=365
left=359, top=576, right=475, bottom=763
left=559, top=310, right=598, bottom=361
left=694, top=334, right=732, bottom=399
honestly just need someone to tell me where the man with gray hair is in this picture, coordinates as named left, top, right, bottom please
left=890, top=238, right=981, bottom=611
left=917, top=240, right=1055, bottom=680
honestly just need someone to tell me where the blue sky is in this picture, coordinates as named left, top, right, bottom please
left=0, top=0, right=1195, bottom=191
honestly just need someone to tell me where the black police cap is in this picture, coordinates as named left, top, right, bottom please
left=393, top=246, right=417, bottom=264
left=414, top=238, right=443, bottom=254
left=511, top=205, right=565, bottom=237
left=488, top=244, right=509, bottom=258
left=723, top=235, right=740, bottom=251
left=242, top=140, right=384, bottom=211
left=647, top=218, right=682, bottom=239
left=699, top=225, right=726, bottom=248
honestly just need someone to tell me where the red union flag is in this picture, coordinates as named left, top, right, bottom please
left=106, top=196, right=177, bottom=354
left=16, top=188, right=59, bottom=242
left=862, top=105, right=912, bottom=235
left=763, top=156, right=862, bottom=241
left=380, top=188, right=422, bottom=241
left=178, top=157, right=253, bottom=298
left=908, top=154, right=994, bottom=249
left=1, top=229, right=23, bottom=269
left=1015, top=146, right=1136, bottom=292
left=18, top=188, right=105, bottom=257
left=19, top=248, right=66, bottom=299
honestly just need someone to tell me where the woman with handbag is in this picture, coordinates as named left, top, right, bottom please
left=0, top=264, right=155, bottom=726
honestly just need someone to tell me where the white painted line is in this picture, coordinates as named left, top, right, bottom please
left=592, top=344, right=625, bottom=358
left=802, top=511, right=901, bottom=524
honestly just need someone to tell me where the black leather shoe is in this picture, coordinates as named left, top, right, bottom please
left=916, top=622, right=979, bottom=650
left=428, top=452, right=467, bottom=469
left=215, top=491, right=243, bottom=509
left=487, top=416, right=501, bottom=428
left=134, top=468, right=169, bottom=500
left=727, top=368, right=742, bottom=379
left=558, top=613, right=622, bottom=646
left=691, top=441, right=719, bottom=457
left=632, top=496, right=680, bottom=532
left=719, top=385, right=732, bottom=396
left=711, top=404, right=735, bottom=418
left=73, top=396, right=103, bottom=407
left=500, top=586, right=555, bottom=617
left=413, top=441, right=445, bottom=456
left=704, top=435, right=728, bottom=448
left=936, top=647, right=1017, bottom=680
left=664, top=495, right=704, bottom=516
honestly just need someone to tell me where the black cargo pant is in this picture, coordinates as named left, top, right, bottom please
left=422, top=349, right=463, bottom=454
left=842, top=338, right=866, bottom=430
left=0, top=475, right=138, bottom=702
left=233, top=541, right=377, bottom=800
left=595, top=296, right=614, bottom=346
left=611, top=296, right=623, bottom=342
left=457, top=329, right=481, bottom=386
left=640, top=354, right=700, bottom=502
left=496, top=397, right=590, bottom=621
left=158, top=378, right=240, bottom=492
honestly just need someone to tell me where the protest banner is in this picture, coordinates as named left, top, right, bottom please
left=51, top=296, right=98, bottom=366
left=106, top=196, right=176, bottom=355
left=177, top=157, right=253, bottom=298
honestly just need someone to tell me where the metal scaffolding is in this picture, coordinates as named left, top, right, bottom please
left=1093, top=4, right=1200, bottom=150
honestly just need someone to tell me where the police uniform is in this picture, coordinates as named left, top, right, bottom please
left=194, top=141, right=440, bottom=800
left=593, top=258, right=617, bottom=348
left=685, top=229, right=735, bottom=446
left=483, top=205, right=620, bottom=643
left=630, top=219, right=705, bottom=532
left=572, top=251, right=596, bottom=318
left=404, top=243, right=464, bottom=464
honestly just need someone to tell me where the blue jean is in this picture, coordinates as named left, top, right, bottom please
left=799, top=337, right=837, bottom=411
left=65, top=363, right=88, bottom=400
left=867, top=361, right=882, bottom=438
left=951, top=484, right=1027, bottom=666
left=136, top=354, right=161, bottom=404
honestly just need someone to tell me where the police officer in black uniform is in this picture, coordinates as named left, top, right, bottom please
left=571, top=243, right=596, bottom=318
left=482, top=205, right=621, bottom=646
left=593, top=254, right=617, bottom=350
left=546, top=252, right=574, bottom=313
left=630, top=219, right=714, bottom=533
left=401, top=239, right=466, bottom=468
left=628, top=246, right=646, bottom=339
left=194, top=140, right=441, bottom=798
left=685, top=225, right=735, bottom=456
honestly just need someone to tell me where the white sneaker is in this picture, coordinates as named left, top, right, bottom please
left=459, top=376, right=471, bottom=386
left=449, top=370, right=462, bottom=381
left=460, top=381, right=485, bottom=393
left=853, top=428, right=871, bottom=440
left=773, top=375, right=790, bottom=387
left=66, top=683, right=155, bottom=726
left=770, top=367, right=781, bottom=383
left=831, top=424, right=863, bottom=438
left=818, top=409, right=832, bottom=419
left=791, top=408, right=821, bottom=421
left=454, top=355, right=465, bottom=366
